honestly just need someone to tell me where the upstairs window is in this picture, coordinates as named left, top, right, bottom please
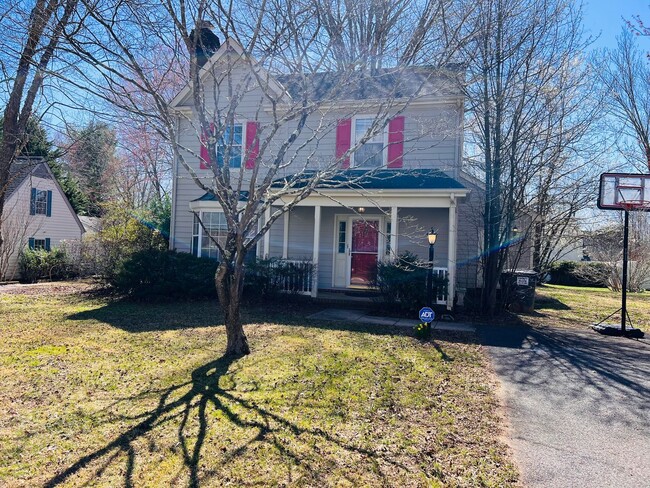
left=201, top=123, right=247, bottom=169
left=353, top=118, right=384, bottom=168
left=217, top=124, right=243, bottom=169
left=337, top=117, right=404, bottom=169
left=30, top=189, right=52, bottom=216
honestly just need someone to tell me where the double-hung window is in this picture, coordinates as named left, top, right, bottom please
left=30, top=189, right=51, bottom=216
left=28, top=238, right=50, bottom=251
left=353, top=118, right=384, bottom=168
left=192, top=212, right=228, bottom=259
left=216, top=124, right=243, bottom=169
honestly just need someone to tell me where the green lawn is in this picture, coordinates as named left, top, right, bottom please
left=533, top=284, right=650, bottom=331
left=0, top=283, right=517, bottom=487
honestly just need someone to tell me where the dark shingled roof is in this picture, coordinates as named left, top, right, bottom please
left=275, top=65, right=463, bottom=101
left=5, top=157, right=49, bottom=198
left=192, top=191, right=250, bottom=202
left=272, top=169, right=466, bottom=191
left=192, top=170, right=464, bottom=204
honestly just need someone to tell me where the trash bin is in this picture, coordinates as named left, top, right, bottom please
left=501, top=270, right=537, bottom=313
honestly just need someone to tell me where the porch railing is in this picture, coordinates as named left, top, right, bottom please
left=267, top=259, right=313, bottom=295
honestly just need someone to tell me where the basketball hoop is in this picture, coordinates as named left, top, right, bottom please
left=598, top=173, right=650, bottom=210
left=594, top=173, right=650, bottom=338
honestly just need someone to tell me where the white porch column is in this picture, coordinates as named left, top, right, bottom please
left=447, top=195, right=458, bottom=310
left=390, top=206, right=398, bottom=259
left=282, top=211, right=290, bottom=259
left=311, top=205, right=321, bottom=298
left=263, top=206, right=271, bottom=258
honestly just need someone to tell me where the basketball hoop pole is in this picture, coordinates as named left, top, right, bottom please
left=621, top=209, right=629, bottom=333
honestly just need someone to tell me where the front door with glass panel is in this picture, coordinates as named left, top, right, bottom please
left=349, top=218, right=380, bottom=286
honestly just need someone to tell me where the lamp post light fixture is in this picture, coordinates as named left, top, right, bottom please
left=427, top=228, right=438, bottom=308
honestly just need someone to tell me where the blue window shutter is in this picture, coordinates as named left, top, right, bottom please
left=28, top=238, right=35, bottom=250
left=30, top=188, right=36, bottom=215
left=46, top=190, right=52, bottom=217
left=45, top=238, right=51, bottom=251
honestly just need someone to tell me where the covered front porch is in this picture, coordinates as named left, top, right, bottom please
left=261, top=187, right=467, bottom=310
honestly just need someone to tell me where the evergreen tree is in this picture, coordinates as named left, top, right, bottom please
left=66, top=121, right=117, bottom=217
left=1, top=116, right=91, bottom=215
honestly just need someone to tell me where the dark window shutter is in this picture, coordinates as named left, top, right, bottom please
left=28, top=238, right=35, bottom=250
left=45, top=238, right=51, bottom=251
left=46, top=190, right=52, bottom=217
left=30, top=188, right=36, bottom=215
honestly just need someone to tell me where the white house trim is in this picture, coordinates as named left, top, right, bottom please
left=447, top=194, right=458, bottom=311
left=390, top=205, right=398, bottom=257
left=311, top=205, right=321, bottom=297
left=282, top=211, right=290, bottom=259
left=263, top=206, right=271, bottom=258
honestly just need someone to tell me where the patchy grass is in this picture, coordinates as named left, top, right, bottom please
left=0, top=282, right=517, bottom=487
left=531, top=284, right=650, bottom=331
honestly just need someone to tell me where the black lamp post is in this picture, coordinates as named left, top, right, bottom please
left=427, top=228, right=438, bottom=307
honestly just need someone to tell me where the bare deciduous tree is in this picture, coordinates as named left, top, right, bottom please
left=0, top=0, right=79, bottom=252
left=463, top=0, right=598, bottom=315
left=597, top=30, right=650, bottom=173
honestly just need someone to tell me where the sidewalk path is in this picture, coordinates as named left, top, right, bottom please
left=480, top=324, right=650, bottom=488
left=307, top=308, right=476, bottom=333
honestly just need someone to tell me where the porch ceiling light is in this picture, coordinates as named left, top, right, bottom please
left=427, top=228, right=438, bottom=245
left=357, top=207, right=366, bottom=214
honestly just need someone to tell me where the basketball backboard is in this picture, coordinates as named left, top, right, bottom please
left=598, top=173, right=650, bottom=211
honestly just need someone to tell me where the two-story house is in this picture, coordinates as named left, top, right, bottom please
left=0, top=157, right=85, bottom=281
left=168, top=38, right=482, bottom=308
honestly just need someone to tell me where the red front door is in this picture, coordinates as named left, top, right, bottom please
left=350, top=219, right=379, bottom=286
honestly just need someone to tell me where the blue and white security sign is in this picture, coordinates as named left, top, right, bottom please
left=419, top=307, right=435, bottom=323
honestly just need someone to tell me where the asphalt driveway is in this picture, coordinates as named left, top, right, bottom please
left=480, top=324, right=650, bottom=488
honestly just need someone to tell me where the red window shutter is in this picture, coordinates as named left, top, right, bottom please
left=199, top=123, right=214, bottom=169
left=336, top=119, right=352, bottom=169
left=387, top=116, right=405, bottom=168
left=245, top=121, right=260, bottom=169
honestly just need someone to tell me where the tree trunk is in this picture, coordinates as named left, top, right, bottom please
left=215, top=259, right=250, bottom=356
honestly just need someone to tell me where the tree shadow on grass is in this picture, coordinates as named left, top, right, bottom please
left=66, top=299, right=223, bottom=332
left=44, top=354, right=408, bottom=487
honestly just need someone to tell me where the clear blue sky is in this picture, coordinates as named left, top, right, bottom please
left=583, top=0, right=650, bottom=50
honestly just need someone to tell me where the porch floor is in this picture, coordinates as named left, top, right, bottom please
left=315, top=289, right=379, bottom=305
left=307, top=308, right=476, bottom=333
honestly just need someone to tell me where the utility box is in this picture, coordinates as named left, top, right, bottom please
left=501, top=270, right=537, bottom=313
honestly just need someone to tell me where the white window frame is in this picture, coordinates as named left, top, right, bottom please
left=351, top=115, right=388, bottom=169
left=32, top=238, right=47, bottom=250
left=33, top=189, right=48, bottom=215
left=215, top=122, right=246, bottom=169
left=192, top=210, right=228, bottom=259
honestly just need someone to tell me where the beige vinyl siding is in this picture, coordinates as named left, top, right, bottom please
left=455, top=176, right=484, bottom=291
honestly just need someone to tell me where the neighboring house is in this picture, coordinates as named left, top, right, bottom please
left=78, top=216, right=102, bottom=236
left=169, top=37, right=483, bottom=309
left=0, top=157, right=85, bottom=281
